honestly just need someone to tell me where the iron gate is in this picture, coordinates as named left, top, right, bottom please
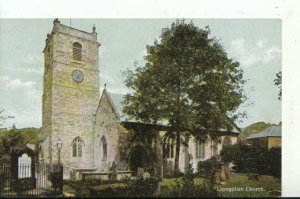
left=0, top=162, right=63, bottom=197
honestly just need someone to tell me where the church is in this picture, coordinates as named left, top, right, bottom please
left=38, top=19, right=239, bottom=180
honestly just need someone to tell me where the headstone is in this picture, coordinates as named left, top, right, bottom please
left=213, top=170, right=221, bottom=184
left=111, top=161, right=117, bottom=181
left=220, top=165, right=226, bottom=181
left=137, top=167, right=144, bottom=177
left=224, top=164, right=231, bottom=180
left=142, top=171, right=150, bottom=180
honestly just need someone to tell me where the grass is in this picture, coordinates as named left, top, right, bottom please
left=160, top=173, right=281, bottom=197
left=218, top=173, right=281, bottom=197
left=63, top=174, right=281, bottom=197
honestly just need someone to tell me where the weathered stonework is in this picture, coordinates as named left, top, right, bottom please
left=40, top=20, right=100, bottom=179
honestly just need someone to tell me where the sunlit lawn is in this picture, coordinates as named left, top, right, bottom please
left=160, top=173, right=281, bottom=197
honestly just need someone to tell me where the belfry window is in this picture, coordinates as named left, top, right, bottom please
left=72, top=137, right=84, bottom=157
left=100, top=136, right=107, bottom=161
left=163, top=136, right=175, bottom=158
left=195, top=140, right=205, bottom=159
left=73, top=42, right=82, bottom=61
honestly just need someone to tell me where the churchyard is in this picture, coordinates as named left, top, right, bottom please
left=62, top=172, right=281, bottom=197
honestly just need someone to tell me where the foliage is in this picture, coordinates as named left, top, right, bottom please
left=274, top=71, right=282, bottom=101
left=220, top=142, right=281, bottom=178
left=259, top=147, right=281, bottom=178
left=48, top=170, right=63, bottom=195
left=0, top=125, right=24, bottom=159
left=197, top=156, right=222, bottom=183
left=0, top=125, right=38, bottom=160
left=127, top=177, right=159, bottom=197
left=19, top=128, right=38, bottom=144
left=220, top=141, right=261, bottom=173
left=170, top=164, right=217, bottom=197
left=123, top=19, right=247, bottom=173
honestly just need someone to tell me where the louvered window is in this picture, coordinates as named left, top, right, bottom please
left=73, top=42, right=82, bottom=61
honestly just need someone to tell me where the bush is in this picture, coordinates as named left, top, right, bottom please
left=220, top=141, right=281, bottom=178
left=197, top=156, right=221, bottom=183
left=259, top=147, right=281, bottom=178
left=221, top=141, right=260, bottom=173
left=127, top=176, right=159, bottom=197
left=170, top=164, right=217, bottom=197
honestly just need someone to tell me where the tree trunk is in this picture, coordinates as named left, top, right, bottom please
left=174, top=130, right=181, bottom=175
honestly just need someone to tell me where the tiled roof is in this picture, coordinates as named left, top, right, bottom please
left=247, top=126, right=281, bottom=139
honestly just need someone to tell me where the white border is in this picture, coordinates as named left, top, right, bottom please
left=1, top=0, right=300, bottom=196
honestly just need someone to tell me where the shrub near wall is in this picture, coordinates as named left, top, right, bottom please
left=197, top=156, right=221, bottom=183
left=170, top=164, right=217, bottom=197
left=220, top=142, right=281, bottom=178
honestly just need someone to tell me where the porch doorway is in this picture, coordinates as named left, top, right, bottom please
left=129, top=146, right=149, bottom=175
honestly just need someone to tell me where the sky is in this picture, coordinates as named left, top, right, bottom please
left=0, top=19, right=281, bottom=129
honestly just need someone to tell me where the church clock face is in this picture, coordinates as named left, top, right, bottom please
left=71, top=70, right=84, bottom=83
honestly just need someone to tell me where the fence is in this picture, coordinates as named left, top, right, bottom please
left=0, top=161, right=63, bottom=197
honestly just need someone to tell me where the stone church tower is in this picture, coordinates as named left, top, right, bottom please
left=39, top=19, right=100, bottom=176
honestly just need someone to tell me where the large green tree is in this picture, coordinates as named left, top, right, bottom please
left=123, top=20, right=246, bottom=173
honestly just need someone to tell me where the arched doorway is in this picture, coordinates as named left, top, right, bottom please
left=129, top=146, right=149, bottom=175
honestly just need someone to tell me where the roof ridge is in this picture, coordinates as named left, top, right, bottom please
left=105, top=89, right=122, bottom=120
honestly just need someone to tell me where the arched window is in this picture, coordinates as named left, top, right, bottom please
left=223, top=136, right=232, bottom=146
left=163, top=136, right=175, bottom=158
left=73, top=42, right=82, bottom=61
left=195, top=140, right=205, bottom=159
left=72, top=137, right=84, bottom=157
left=100, top=136, right=107, bottom=161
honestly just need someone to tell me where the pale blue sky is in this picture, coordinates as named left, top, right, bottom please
left=0, top=19, right=281, bottom=128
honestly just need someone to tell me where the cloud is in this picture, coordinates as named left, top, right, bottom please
left=256, top=40, right=264, bottom=49
left=263, top=47, right=281, bottom=63
left=1, top=54, right=43, bottom=75
left=0, top=75, right=41, bottom=128
left=229, top=38, right=281, bottom=68
left=9, top=78, right=36, bottom=88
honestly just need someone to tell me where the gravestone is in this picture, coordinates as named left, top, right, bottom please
left=110, top=161, right=117, bottom=182
left=142, top=171, right=150, bottom=180
left=137, top=167, right=144, bottom=178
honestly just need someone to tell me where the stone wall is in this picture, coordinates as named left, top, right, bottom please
left=267, top=137, right=281, bottom=149
left=40, top=20, right=100, bottom=179
left=93, top=90, right=128, bottom=172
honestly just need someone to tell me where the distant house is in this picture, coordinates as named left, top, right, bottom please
left=247, top=126, right=281, bottom=149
